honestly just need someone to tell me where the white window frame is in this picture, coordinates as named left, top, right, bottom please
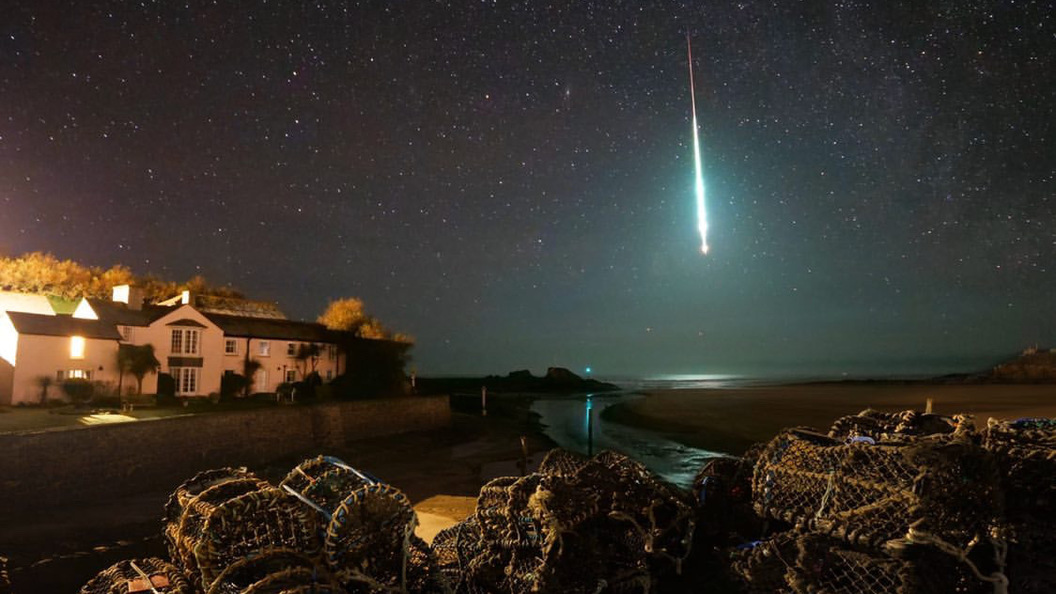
left=171, top=328, right=201, bottom=355
left=285, top=369, right=297, bottom=383
left=258, top=340, right=270, bottom=356
left=224, top=339, right=238, bottom=355
left=172, top=367, right=200, bottom=395
left=287, top=342, right=297, bottom=357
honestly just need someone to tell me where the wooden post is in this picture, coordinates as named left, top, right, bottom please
left=925, top=398, right=933, bottom=414
left=481, top=385, right=487, bottom=416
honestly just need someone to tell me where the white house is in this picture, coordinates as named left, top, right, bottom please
left=0, top=285, right=356, bottom=403
left=0, top=311, right=122, bottom=405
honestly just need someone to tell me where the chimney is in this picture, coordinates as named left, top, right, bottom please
left=112, top=284, right=145, bottom=310
left=181, top=290, right=192, bottom=305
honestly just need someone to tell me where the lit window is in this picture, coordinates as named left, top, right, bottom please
left=66, top=369, right=91, bottom=380
left=285, top=369, right=297, bottom=383
left=258, top=341, right=270, bottom=356
left=70, top=336, right=86, bottom=359
left=224, top=339, right=237, bottom=355
left=287, top=342, right=297, bottom=357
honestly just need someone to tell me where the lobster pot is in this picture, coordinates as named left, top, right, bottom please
left=727, top=532, right=797, bottom=594
left=164, top=467, right=258, bottom=526
left=164, top=471, right=272, bottom=581
left=691, top=445, right=764, bottom=544
left=828, top=409, right=968, bottom=441
left=983, top=417, right=1056, bottom=594
left=752, top=429, right=1002, bottom=550
left=79, top=558, right=193, bottom=594
left=443, top=450, right=693, bottom=594
left=205, top=548, right=343, bottom=594
left=193, top=486, right=322, bottom=591
left=537, top=447, right=590, bottom=477
left=280, top=456, right=374, bottom=514
left=323, top=482, right=428, bottom=592
left=432, top=517, right=486, bottom=594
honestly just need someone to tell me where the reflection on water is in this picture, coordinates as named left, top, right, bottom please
left=531, top=392, right=724, bottom=488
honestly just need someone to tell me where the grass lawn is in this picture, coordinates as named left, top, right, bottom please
left=0, top=396, right=293, bottom=433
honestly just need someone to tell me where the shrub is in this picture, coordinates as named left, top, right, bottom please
left=156, top=373, right=177, bottom=406
left=61, top=379, right=94, bottom=406
left=220, top=372, right=248, bottom=400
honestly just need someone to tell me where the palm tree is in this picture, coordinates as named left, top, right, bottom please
left=118, top=344, right=160, bottom=396
left=35, top=375, right=52, bottom=404
left=242, top=358, right=262, bottom=397
left=294, top=343, right=322, bottom=378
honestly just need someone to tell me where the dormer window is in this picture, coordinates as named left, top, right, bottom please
left=70, top=336, right=86, bottom=359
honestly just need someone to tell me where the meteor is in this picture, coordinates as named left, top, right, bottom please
left=686, top=35, right=709, bottom=255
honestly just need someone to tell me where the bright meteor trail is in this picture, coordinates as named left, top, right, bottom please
left=687, top=35, right=709, bottom=255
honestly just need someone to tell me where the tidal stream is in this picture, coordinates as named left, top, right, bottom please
left=531, top=392, right=723, bottom=488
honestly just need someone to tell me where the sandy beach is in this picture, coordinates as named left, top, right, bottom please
left=603, top=382, right=1056, bottom=455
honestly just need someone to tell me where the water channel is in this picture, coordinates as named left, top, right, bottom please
left=530, top=391, right=724, bottom=488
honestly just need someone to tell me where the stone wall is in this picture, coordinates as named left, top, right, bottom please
left=0, top=395, right=449, bottom=513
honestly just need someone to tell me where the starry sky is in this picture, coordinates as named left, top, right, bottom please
left=1, top=1, right=1054, bottom=378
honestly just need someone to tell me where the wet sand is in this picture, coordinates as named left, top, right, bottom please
left=603, top=383, right=1056, bottom=455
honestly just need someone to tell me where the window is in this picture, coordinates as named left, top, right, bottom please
left=258, top=340, right=270, bottom=356
left=70, top=336, right=86, bottom=359
left=285, top=369, right=297, bottom=383
left=60, top=369, right=92, bottom=380
left=119, top=326, right=133, bottom=342
left=224, top=339, right=238, bottom=355
left=170, top=328, right=200, bottom=355
left=325, top=370, right=332, bottom=381
left=287, top=342, right=297, bottom=357
left=328, top=345, right=336, bottom=361
left=172, top=367, right=199, bottom=395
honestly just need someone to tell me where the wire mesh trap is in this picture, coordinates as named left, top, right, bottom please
left=983, top=417, right=1056, bottom=594
left=432, top=449, right=695, bottom=593
left=751, top=428, right=1002, bottom=551
left=193, top=486, right=322, bottom=590
left=165, top=472, right=274, bottom=584
left=691, top=445, right=765, bottom=545
left=827, top=409, right=970, bottom=442
left=79, top=558, right=194, bottom=594
left=205, top=548, right=343, bottom=594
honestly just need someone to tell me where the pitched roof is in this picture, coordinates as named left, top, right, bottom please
left=202, top=313, right=339, bottom=342
left=86, top=299, right=171, bottom=327
left=5, top=311, right=122, bottom=340
left=0, top=291, right=56, bottom=316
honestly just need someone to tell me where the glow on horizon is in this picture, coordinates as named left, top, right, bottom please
left=687, top=35, right=709, bottom=255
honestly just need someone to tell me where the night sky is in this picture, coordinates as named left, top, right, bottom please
left=2, top=2, right=1054, bottom=377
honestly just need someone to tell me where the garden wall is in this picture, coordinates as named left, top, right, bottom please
left=0, top=395, right=449, bottom=513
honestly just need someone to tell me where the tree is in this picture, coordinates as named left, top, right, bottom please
left=118, top=344, right=160, bottom=395
left=318, top=298, right=369, bottom=333
left=242, top=358, right=262, bottom=397
left=295, top=343, right=322, bottom=378
left=317, top=297, right=412, bottom=342
left=35, top=375, right=52, bottom=404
